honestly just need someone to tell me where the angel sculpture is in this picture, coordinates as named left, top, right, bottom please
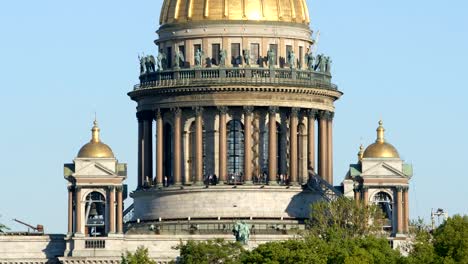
left=174, top=50, right=185, bottom=68
left=156, top=51, right=166, bottom=71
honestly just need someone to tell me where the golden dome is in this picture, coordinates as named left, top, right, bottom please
left=77, top=120, right=114, bottom=158
left=363, top=121, right=400, bottom=159
left=160, top=0, right=310, bottom=25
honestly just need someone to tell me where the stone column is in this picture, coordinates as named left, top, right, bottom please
left=195, top=107, right=204, bottom=185
left=218, top=107, right=228, bottom=184
left=318, top=111, right=328, bottom=180
left=307, top=110, right=317, bottom=173
left=143, top=112, right=153, bottom=186
left=268, top=106, right=278, bottom=184
left=403, top=187, right=409, bottom=233
left=354, top=187, right=361, bottom=203
left=75, top=187, right=82, bottom=234
left=327, top=112, right=334, bottom=185
left=244, top=106, right=254, bottom=183
left=173, top=108, right=182, bottom=185
left=137, top=114, right=144, bottom=188
left=116, top=187, right=123, bottom=234
left=396, top=186, right=403, bottom=234
left=68, top=186, right=73, bottom=235
left=155, top=110, right=163, bottom=187
left=289, top=108, right=299, bottom=184
left=109, top=187, right=115, bottom=234
left=362, top=186, right=369, bottom=206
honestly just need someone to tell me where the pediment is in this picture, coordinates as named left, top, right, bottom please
left=361, top=162, right=407, bottom=178
left=73, top=162, right=116, bottom=177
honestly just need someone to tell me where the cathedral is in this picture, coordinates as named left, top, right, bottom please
left=0, top=0, right=412, bottom=263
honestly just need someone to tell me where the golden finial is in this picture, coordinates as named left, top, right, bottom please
left=91, top=118, right=100, bottom=143
left=376, top=120, right=385, bottom=143
left=358, top=144, right=364, bottom=162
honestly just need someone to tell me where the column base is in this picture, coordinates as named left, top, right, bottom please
left=268, top=182, right=279, bottom=186
left=244, top=181, right=253, bottom=185
left=195, top=181, right=205, bottom=186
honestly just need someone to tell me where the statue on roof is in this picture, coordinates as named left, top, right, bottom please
left=267, top=49, right=276, bottom=68
left=288, top=50, right=296, bottom=69
left=305, top=48, right=315, bottom=71
left=219, top=49, right=227, bottom=67
left=174, top=50, right=185, bottom=69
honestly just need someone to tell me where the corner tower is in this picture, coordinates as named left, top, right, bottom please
left=63, top=121, right=127, bottom=256
left=127, top=0, right=341, bottom=235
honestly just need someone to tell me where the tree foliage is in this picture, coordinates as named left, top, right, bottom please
left=307, top=197, right=386, bottom=240
left=406, top=215, right=468, bottom=264
left=121, top=246, right=156, bottom=264
left=174, top=238, right=245, bottom=264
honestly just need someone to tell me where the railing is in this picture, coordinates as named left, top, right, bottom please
left=134, top=67, right=337, bottom=91
left=306, top=171, right=343, bottom=202
left=85, top=239, right=106, bottom=249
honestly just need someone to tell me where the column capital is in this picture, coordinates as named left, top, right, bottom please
left=193, top=106, right=204, bottom=116
left=318, top=110, right=334, bottom=120
left=108, top=186, right=115, bottom=192
left=243, top=106, right=254, bottom=114
left=402, top=186, right=409, bottom=192
left=75, top=186, right=82, bottom=192
left=290, top=107, right=300, bottom=117
left=307, top=109, right=318, bottom=119
left=395, top=186, right=404, bottom=192
left=155, top=108, right=162, bottom=119
left=218, top=106, right=229, bottom=115
left=136, top=110, right=154, bottom=121
left=171, top=107, right=182, bottom=116
left=268, top=106, right=279, bottom=114
left=115, top=186, right=124, bottom=192
left=67, top=186, right=74, bottom=192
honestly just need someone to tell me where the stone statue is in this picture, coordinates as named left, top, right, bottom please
left=219, top=49, right=227, bottom=66
left=148, top=55, right=156, bottom=72
left=288, top=50, right=296, bottom=69
left=267, top=49, right=276, bottom=68
left=157, top=51, right=166, bottom=71
left=325, top=56, right=332, bottom=74
left=174, top=50, right=185, bottom=69
left=243, top=49, right=251, bottom=66
left=195, top=49, right=203, bottom=67
left=305, top=48, right=315, bottom=71
left=315, top=54, right=326, bottom=72
left=138, top=55, right=145, bottom=74
left=233, top=221, right=250, bottom=245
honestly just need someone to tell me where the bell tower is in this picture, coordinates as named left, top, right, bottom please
left=63, top=120, right=127, bottom=243
left=342, top=121, right=413, bottom=247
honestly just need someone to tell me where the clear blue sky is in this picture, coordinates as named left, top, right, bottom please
left=0, top=0, right=466, bottom=233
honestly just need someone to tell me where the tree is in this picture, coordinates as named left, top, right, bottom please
left=0, top=215, right=9, bottom=233
left=432, top=215, right=468, bottom=263
left=175, top=238, right=245, bottom=264
left=307, top=197, right=386, bottom=241
left=121, top=246, right=156, bottom=264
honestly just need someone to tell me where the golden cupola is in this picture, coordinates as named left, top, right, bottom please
left=159, top=0, right=310, bottom=25
left=77, top=120, right=114, bottom=158
left=363, top=120, right=400, bottom=159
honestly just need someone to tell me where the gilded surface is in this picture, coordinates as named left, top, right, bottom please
left=363, top=121, right=400, bottom=159
left=77, top=121, right=114, bottom=158
left=160, top=0, right=310, bottom=25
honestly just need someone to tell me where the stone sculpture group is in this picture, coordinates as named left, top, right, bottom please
left=139, top=47, right=331, bottom=74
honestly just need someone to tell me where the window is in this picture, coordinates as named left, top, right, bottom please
left=299, top=46, right=303, bottom=69
left=227, top=120, right=244, bottom=176
left=212, top=44, right=220, bottom=65
left=166, top=47, right=172, bottom=68
left=250, top=43, right=260, bottom=65
left=231, top=43, right=241, bottom=66
left=374, top=192, right=393, bottom=227
left=85, top=192, right=106, bottom=237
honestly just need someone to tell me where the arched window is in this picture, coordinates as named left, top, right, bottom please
left=374, top=192, right=393, bottom=228
left=163, top=123, right=173, bottom=185
left=85, top=192, right=106, bottom=237
left=227, top=120, right=244, bottom=178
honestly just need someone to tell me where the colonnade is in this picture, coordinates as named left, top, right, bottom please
left=136, top=107, right=335, bottom=189
left=67, top=186, right=124, bottom=235
left=355, top=186, right=410, bottom=234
